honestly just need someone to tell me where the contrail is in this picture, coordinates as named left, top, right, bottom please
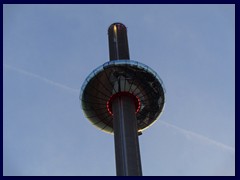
left=4, top=64, right=235, bottom=153
left=4, top=64, right=79, bottom=94
left=159, top=120, right=235, bottom=153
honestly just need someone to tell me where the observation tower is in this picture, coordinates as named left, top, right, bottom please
left=80, top=23, right=165, bottom=176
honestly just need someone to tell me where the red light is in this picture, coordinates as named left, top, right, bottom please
left=106, top=100, right=113, bottom=116
left=106, top=92, right=141, bottom=116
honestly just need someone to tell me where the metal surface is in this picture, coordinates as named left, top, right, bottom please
left=108, top=23, right=130, bottom=60
left=110, top=22, right=142, bottom=176
left=80, top=60, right=165, bottom=134
left=80, top=22, right=165, bottom=176
left=112, top=95, right=142, bottom=176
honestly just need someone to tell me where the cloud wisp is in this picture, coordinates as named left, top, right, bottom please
left=159, top=120, right=235, bottom=153
left=4, top=64, right=235, bottom=153
left=4, top=64, right=79, bottom=94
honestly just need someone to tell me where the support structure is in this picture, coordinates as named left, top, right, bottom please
left=80, top=22, right=165, bottom=176
left=109, top=23, right=142, bottom=176
left=108, top=23, right=130, bottom=60
left=112, top=95, right=142, bottom=176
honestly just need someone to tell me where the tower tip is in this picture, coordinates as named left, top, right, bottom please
left=108, top=22, right=127, bottom=32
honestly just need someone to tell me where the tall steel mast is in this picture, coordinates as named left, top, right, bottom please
left=80, top=22, right=165, bottom=176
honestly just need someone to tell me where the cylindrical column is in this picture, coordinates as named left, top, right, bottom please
left=112, top=95, right=142, bottom=176
left=108, top=23, right=130, bottom=60
left=108, top=22, right=142, bottom=176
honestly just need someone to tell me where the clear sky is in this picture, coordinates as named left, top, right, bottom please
left=3, top=4, right=235, bottom=176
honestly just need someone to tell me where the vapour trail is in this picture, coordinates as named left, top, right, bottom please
left=4, top=64, right=79, bottom=94
left=4, top=64, right=235, bottom=153
left=159, top=120, right=235, bottom=153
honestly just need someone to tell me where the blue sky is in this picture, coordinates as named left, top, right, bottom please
left=3, top=4, right=235, bottom=176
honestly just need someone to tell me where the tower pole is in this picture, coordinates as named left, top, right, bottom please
left=108, top=23, right=142, bottom=176
left=81, top=22, right=165, bottom=176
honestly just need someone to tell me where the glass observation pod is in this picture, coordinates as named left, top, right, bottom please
left=80, top=60, right=165, bottom=134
